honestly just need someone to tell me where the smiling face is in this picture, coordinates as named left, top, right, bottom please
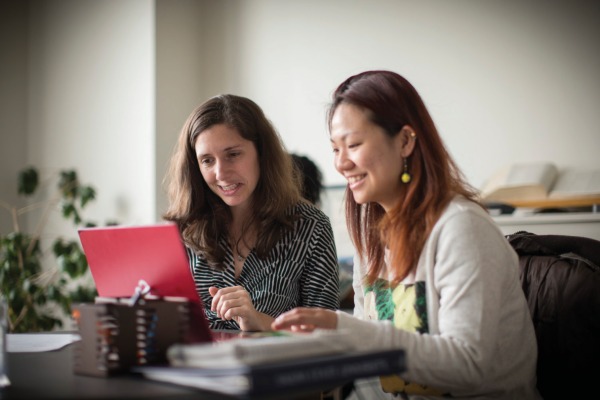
left=194, top=124, right=260, bottom=216
left=330, top=103, right=410, bottom=213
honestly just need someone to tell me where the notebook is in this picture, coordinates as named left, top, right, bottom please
left=78, top=222, right=217, bottom=343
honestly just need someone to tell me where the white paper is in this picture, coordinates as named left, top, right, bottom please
left=7, top=333, right=81, bottom=353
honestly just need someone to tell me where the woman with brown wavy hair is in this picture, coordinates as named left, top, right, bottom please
left=273, top=71, right=540, bottom=399
left=163, top=94, right=339, bottom=332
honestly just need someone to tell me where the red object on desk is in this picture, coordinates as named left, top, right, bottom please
left=78, top=223, right=213, bottom=343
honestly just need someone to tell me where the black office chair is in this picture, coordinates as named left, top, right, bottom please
left=506, top=231, right=600, bottom=400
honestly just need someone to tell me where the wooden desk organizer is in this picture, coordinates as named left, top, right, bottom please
left=72, top=297, right=191, bottom=377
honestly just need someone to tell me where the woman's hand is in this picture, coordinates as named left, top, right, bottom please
left=271, top=307, right=338, bottom=332
left=209, top=286, right=274, bottom=331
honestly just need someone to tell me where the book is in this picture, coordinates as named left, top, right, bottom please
left=480, top=162, right=600, bottom=207
left=167, top=329, right=356, bottom=368
left=134, top=348, right=406, bottom=396
left=548, top=168, right=600, bottom=199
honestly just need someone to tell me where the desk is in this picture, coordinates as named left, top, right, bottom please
left=0, top=340, right=323, bottom=400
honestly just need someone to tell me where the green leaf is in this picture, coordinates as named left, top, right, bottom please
left=78, top=186, right=96, bottom=208
left=53, top=239, right=89, bottom=278
left=70, top=286, right=98, bottom=303
left=33, top=291, right=47, bottom=305
left=18, top=167, right=39, bottom=196
left=61, top=202, right=82, bottom=224
left=58, top=170, right=78, bottom=199
left=2, top=167, right=111, bottom=332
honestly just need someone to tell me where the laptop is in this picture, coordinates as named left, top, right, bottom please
left=78, top=222, right=217, bottom=343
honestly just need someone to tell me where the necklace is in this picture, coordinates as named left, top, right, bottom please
left=233, top=248, right=246, bottom=262
left=231, top=229, right=253, bottom=263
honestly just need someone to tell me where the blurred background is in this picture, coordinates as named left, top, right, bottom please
left=2, top=0, right=599, bottom=254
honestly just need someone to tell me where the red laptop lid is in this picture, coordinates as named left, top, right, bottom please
left=78, top=223, right=200, bottom=302
left=78, top=223, right=199, bottom=302
left=78, top=223, right=245, bottom=343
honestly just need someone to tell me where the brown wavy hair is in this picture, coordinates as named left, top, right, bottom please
left=163, top=94, right=302, bottom=268
left=327, top=71, right=480, bottom=285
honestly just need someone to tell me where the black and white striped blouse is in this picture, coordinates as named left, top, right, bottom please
left=186, top=202, right=340, bottom=330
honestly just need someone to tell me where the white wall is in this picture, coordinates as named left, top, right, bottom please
left=2, top=0, right=156, bottom=239
left=155, top=0, right=208, bottom=218
left=0, top=1, right=28, bottom=233
left=214, top=0, right=600, bottom=189
left=2, top=0, right=599, bottom=240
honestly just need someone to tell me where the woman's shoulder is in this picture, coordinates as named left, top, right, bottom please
left=292, top=201, right=331, bottom=222
left=442, top=195, right=489, bottom=220
left=434, top=195, right=499, bottom=235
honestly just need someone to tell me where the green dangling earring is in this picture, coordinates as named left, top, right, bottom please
left=401, top=157, right=411, bottom=183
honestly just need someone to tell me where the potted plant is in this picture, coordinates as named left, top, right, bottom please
left=0, top=167, right=110, bottom=333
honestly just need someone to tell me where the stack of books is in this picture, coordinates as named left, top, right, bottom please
left=133, top=330, right=406, bottom=397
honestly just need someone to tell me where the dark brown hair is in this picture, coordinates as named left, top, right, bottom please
left=327, top=71, right=480, bottom=285
left=163, top=94, right=302, bottom=268
left=291, top=154, right=324, bottom=206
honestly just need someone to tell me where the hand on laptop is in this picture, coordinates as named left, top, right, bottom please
left=209, top=286, right=275, bottom=331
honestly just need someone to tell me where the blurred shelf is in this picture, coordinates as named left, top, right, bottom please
left=493, top=212, right=600, bottom=240
left=499, top=196, right=600, bottom=209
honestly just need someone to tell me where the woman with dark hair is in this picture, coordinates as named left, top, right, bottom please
left=163, top=94, right=339, bottom=332
left=291, top=153, right=324, bottom=206
left=273, top=71, right=540, bottom=399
